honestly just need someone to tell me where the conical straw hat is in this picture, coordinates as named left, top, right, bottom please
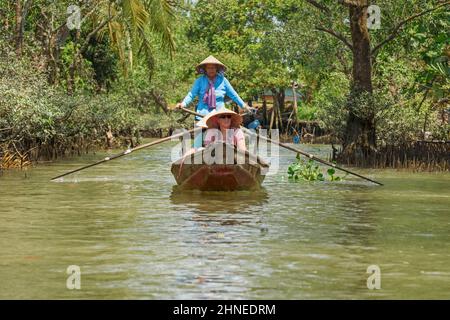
left=196, top=55, right=227, bottom=74
left=196, top=108, right=242, bottom=129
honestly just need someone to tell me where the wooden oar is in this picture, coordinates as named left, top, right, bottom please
left=179, top=106, right=383, bottom=186
left=50, top=128, right=196, bottom=181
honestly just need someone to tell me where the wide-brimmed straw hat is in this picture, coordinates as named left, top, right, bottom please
left=196, top=55, right=227, bottom=74
left=196, top=108, right=242, bottom=129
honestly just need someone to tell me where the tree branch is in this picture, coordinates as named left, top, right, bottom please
left=304, top=0, right=331, bottom=14
left=316, top=26, right=353, bottom=50
left=81, top=0, right=107, bottom=24
left=67, top=3, right=117, bottom=94
left=372, top=1, right=450, bottom=56
left=80, top=16, right=115, bottom=56
left=21, top=0, right=33, bottom=30
left=337, top=0, right=363, bottom=7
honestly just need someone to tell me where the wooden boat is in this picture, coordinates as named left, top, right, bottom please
left=171, top=142, right=269, bottom=191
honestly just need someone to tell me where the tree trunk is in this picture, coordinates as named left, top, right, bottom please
left=262, top=99, right=268, bottom=126
left=38, top=7, right=70, bottom=85
left=350, top=3, right=372, bottom=94
left=270, top=88, right=286, bottom=132
left=276, top=88, right=285, bottom=114
left=14, top=0, right=33, bottom=57
left=15, top=0, right=23, bottom=56
left=292, top=83, right=299, bottom=131
left=269, top=105, right=275, bottom=132
left=341, top=1, right=377, bottom=162
left=67, top=30, right=80, bottom=95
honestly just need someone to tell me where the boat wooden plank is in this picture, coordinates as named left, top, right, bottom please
left=171, top=142, right=269, bottom=191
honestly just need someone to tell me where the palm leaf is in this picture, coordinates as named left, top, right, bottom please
left=122, top=0, right=150, bottom=36
left=144, top=0, right=176, bottom=55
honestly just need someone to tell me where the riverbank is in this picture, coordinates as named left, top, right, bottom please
left=0, top=52, right=187, bottom=170
left=2, top=129, right=449, bottom=172
left=0, top=124, right=181, bottom=170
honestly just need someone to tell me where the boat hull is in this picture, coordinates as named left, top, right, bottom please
left=171, top=143, right=269, bottom=191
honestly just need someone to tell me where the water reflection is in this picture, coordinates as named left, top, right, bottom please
left=169, top=187, right=269, bottom=214
left=1, top=143, right=450, bottom=299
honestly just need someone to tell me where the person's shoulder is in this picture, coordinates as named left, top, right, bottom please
left=233, top=128, right=245, bottom=141
left=219, top=73, right=228, bottom=81
left=194, top=75, right=206, bottom=83
left=234, top=127, right=244, bottom=135
left=206, top=127, right=219, bottom=133
left=221, top=75, right=232, bottom=86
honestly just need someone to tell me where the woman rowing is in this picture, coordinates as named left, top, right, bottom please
left=175, top=55, right=251, bottom=149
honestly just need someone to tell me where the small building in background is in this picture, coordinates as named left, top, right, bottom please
left=260, top=88, right=302, bottom=103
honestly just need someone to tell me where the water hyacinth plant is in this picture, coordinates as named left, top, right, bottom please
left=287, top=155, right=346, bottom=182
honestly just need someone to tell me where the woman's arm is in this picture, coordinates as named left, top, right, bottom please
left=224, top=78, right=245, bottom=109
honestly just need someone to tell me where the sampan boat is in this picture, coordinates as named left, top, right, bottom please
left=171, top=142, right=269, bottom=191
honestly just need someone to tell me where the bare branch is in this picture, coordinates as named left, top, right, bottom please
left=316, top=26, right=353, bottom=50
left=372, top=1, right=450, bottom=56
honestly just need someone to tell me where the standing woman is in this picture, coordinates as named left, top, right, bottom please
left=176, top=55, right=250, bottom=149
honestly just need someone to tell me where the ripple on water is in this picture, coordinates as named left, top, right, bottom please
left=0, top=143, right=449, bottom=299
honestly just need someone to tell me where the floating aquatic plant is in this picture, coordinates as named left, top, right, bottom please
left=288, top=155, right=346, bottom=182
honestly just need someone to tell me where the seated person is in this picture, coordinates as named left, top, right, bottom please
left=199, top=108, right=246, bottom=151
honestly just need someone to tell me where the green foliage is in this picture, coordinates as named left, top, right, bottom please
left=1, top=0, right=449, bottom=164
left=287, top=155, right=345, bottom=182
left=327, top=168, right=338, bottom=181
left=0, top=0, right=184, bottom=161
left=288, top=158, right=324, bottom=182
left=408, top=9, right=449, bottom=115
left=59, top=41, right=96, bottom=92
left=149, top=17, right=210, bottom=104
left=0, top=54, right=152, bottom=156
left=83, top=35, right=119, bottom=90
left=297, top=103, right=318, bottom=121
left=313, top=72, right=349, bottom=134
left=187, top=0, right=304, bottom=101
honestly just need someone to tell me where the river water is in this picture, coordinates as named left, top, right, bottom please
left=0, top=141, right=449, bottom=299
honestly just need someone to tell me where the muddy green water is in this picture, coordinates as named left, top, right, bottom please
left=0, top=141, right=449, bottom=299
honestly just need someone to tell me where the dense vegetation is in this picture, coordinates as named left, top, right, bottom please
left=0, top=0, right=449, bottom=169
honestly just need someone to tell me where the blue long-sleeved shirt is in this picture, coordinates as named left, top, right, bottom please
left=182, top=74, right=245, bottom=119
